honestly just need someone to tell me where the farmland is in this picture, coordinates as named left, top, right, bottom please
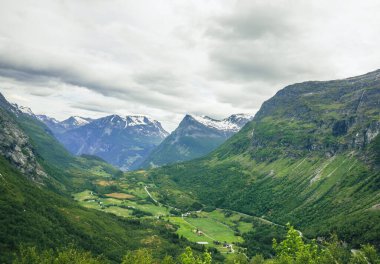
left=72, top=177, right=261, bottom=255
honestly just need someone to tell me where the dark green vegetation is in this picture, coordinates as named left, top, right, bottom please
left=12, top=225, right=380, bottom=263
left=139, top=70, right=380, bottom=252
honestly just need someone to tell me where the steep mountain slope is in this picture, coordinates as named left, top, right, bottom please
left=0, top=93, right=193, bottom=263
left=56, top=115, right=168, bottom=171
left=142, top=70, right=380, bottom=248
left=140, top=114, right=253, bottom=168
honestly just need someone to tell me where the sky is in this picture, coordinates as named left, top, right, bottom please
left=0, top=0, right=379, bottom=131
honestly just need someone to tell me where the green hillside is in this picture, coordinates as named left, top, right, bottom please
left=140, top=70, right=380, bottom=249
left=0, top=99, right=196, bottom=263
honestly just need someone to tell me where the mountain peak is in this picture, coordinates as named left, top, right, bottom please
left=186, top=114, right=251, bottom=132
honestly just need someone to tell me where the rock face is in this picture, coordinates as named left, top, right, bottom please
left=56, top=115, right=169, bottom=171
left=0, top=95, right=46, bottom=183
left=140, top=113, right=253, bottom=168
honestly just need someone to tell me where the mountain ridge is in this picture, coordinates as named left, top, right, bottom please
left=140, top=113, right=253, bottom=168
left=55, top=114, right=168, bottom=171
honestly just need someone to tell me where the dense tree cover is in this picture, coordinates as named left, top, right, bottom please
left=12, top=246, right=212, bottom=264
left=13, top=246, right=105, bottom=264
left=270, top=224, right=380, bottom=264
left=13, top=226, right=380, bottom=263
left=0, top=155, right=197, bottom=263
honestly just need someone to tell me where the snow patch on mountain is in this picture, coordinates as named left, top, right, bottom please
left=11, top=104, right=35, bottom=116
left=190, top=114, right=253, bottom=132
left=36, top=115, right=60, bottom=124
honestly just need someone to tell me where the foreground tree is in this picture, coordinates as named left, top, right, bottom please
left=272, top=224, right=380, bottom=264
left=13, top=246, right=105, bottom=264
left=180, top=247, right=212, bottom=264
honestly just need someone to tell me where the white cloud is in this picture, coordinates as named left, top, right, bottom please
left=0, top=0, right=379, bottom=131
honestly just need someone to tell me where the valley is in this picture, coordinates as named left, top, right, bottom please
left=1, top=69, right=379, bottom=263
left=71, top=173, right=259, bottom=256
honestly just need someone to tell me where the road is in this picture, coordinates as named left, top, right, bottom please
left=144, top=186, right=179, bottom=211
left=144, top=186, right=159, bottom=204
left=221, top=208, right=303, bottom=237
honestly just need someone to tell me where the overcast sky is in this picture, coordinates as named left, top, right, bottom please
left=0, top=0, right=379, bottom=131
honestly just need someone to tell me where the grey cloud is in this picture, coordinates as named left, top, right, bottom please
left=133, top=71, right=187, bottom=97
left=70, top=102, right=113, bottom=114
left=0, top=50, right=187, bottom=113
left=1, top=0, right=379, bottom=131
left=206, top=3, right=298, bottom=41
left=203, top=1, right=335, bottom=85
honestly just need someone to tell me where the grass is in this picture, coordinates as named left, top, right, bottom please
left=186, top=217, right=241, bottom=243
left=73, top=190, right=97, bottom=201
left=105, top=193, right=135, bottom=199
left=238, top=222, right=253, bottom=233
left=103, top=206, right=133, bottom=217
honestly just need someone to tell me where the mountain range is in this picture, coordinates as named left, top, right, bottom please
left=140, top=114, right=253, bottom=168
left=55, top=114, right=169, bottom=170
left=32, top=110, right=251, bottom=171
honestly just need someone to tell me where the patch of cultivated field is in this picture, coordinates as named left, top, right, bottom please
left=127, top=188, right=149, bottom=199
left=168, top=217, right=214, bottom=244
left=103, top=206, right=132, bottom=217
left=105, top=192, right=135, bottom=199
left=73, top=190, right=97, bottom=201
left=185, top=217, right=242, bottom=243
left=95, top=180, right=116, bottom=186
left=79, top=200, right=101, bottom=209
left=122, top=200, right=169, bottom=216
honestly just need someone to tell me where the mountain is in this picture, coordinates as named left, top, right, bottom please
left=56, top=114, right=169, bottom=171
left=0, top=92, right=193, bottom=263
left=60, top=116, right=93, bottom=130
left=36, top=115, right=92, bottom=134
left=140, top=113, right=253, bottom=168
left=141, top=70, right=380, bottom=250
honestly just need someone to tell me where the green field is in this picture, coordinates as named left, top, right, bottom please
left=72, top=183, right=255, bottom=256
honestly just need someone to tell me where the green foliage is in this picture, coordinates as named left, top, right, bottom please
left=271, top=225, right=380, bottom=264
left=273, top=223, right=320, bottom=263
left=122, top=249, right=153, bottom=264
left=179, top=247, right=212, bottom=264
left=348, top=244, right=380, bottom=264
left=12, top=246, right=106, bottom=264
left=224, top=253, right=249, bottom=264
left=250, top=254, right=265, bottom=264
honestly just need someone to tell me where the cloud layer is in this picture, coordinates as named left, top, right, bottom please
left=0, top=0, right=379, bottom=131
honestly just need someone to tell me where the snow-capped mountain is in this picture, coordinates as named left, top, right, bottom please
left=56, top=114, right=169, bottom=171
left=5, top=102, right=37, bottom=117
left=139, top=113, right=253, bottom=168
left=13, top=104, right=35, bottom=116
left=36, top=115, right=92, bottom=134
left=190, top=113, right=253, bottom=133
left=60, top=116, right=93, bottom=130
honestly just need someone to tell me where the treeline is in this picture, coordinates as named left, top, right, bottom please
left=12, top=224, right=380, bottom=264
left=12, top=246, right=212, bottom=264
